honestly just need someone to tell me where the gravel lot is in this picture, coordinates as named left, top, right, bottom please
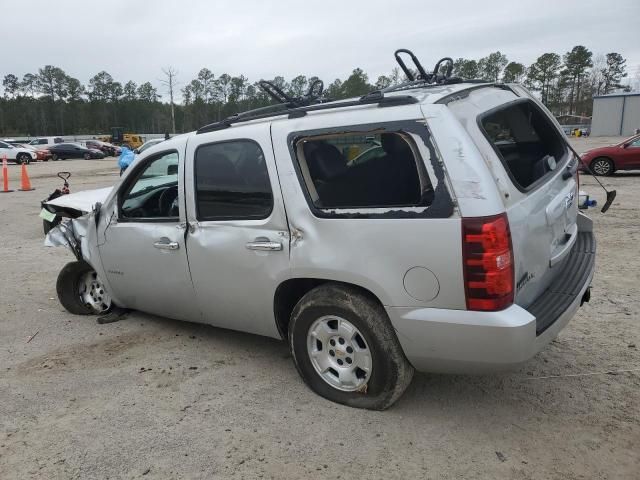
left=1, top=138, right=638, bottom=479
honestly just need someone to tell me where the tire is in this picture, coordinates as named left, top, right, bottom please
left=288, top=283, right=414, bottom=410
left=590, top=157, right=614, bottom=176
left=83, top=153, right=91, bottom=160
left=17, top=153, right=31, bottom=165
left=56, top=261, right=112, bottom=315
left=52, top=153, right=59, bottom=161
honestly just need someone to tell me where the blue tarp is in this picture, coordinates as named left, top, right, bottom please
left=117, top=146, right=135, bottom=170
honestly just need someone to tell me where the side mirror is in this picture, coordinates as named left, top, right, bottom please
left=134, top=149, right=140, bottom=154
left=622, top=143, right=629, bottom=149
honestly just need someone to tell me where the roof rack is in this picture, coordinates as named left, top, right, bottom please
left=196, top=48, right=486, bottom=134
left=196, top=83, right=418, bottom=134
left=382, top=49, right=469, bottom=94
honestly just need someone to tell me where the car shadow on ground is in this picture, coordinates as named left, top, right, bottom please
left=114, top=310, right=554, bottom=414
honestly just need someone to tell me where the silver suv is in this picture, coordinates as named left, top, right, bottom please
left=45, top=57, right=595, bottom=410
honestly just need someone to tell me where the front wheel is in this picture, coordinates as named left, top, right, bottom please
left=83, top=153, right=91, bottom=160
left=51, top=153, right=59, bottom=161
left=289, top=284, right=414, bottom=410
left=591, top=157, right=614, bottom=176
left=56, top=261, right=112, bottom=315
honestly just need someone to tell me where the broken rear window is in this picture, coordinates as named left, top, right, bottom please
left=294, top=132, right=433, bottom=210
left=480, top=100, right=567, bottom=190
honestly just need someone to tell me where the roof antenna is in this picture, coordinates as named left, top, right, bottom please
left=566, top=142, right=616, bottom=213
left=394, top=49, right=429, bottom=81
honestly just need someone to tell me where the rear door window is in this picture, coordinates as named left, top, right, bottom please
left=479, top=100, right=567, bottom=190
left=194, top=140, right=273, bottom=220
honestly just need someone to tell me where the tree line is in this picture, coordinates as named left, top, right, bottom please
left=0, top=45, right=630, bottom=136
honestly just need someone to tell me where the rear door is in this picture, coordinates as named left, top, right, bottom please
left=183, top=124, right=290, bottom=338
left=454, top=90, right=579, bottom=307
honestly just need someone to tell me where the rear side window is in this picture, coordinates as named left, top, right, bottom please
left=194, top=140, right=273, bottom=221
left=480, top=100, right=566, bottom=190
left=294, top=132, right=432, bottom=209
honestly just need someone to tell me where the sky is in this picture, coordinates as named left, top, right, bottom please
left=2, top=0, right=639, bottom=99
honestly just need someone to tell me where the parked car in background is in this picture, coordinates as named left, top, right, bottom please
left=106, top=142, right=121, bottom=156
left=47, top=143, right=105, bottom=160
left=580, top=134, right=640, bottom=175
left=0, top=140, right=38, bottom=164
left=12, top=143, right=52, bottom=161
left=28, top=137, right=64, bottom=147
left=84, top=139, right=120, bottom=157
left=135, top=138, right=164, bottom=155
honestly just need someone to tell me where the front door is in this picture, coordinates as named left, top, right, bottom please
left=98, top=147, right=199, bottom=321
left=619, top=136, right=640, bottom=169
left=184, top=124, right=290, bottom=338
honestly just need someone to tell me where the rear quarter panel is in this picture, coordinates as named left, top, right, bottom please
left=270, top=106, right=466, bottom=309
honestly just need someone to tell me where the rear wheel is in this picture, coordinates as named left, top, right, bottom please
left=56, top=261, right=112, bottom=315
left=289, top=283, right=414, bottom=410
left=83, top=152, right=91, bottom=160
left=591, top=157, right=613, bottom=176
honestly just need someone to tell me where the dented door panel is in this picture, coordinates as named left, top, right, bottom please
left=183, top=123, right=290, bottom=338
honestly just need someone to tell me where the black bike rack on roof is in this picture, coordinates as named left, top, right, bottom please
left=196, top=48, right=486, bottom=134
left=196, top=84, right=418, bottom=134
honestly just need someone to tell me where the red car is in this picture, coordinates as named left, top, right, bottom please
left=580, top=134, right=640, bottom=176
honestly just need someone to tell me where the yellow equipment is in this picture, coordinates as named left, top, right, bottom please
left=98, top=127, right=144, bottom=149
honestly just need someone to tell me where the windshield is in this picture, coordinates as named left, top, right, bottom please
left=139, top=139, right=162, bottom=153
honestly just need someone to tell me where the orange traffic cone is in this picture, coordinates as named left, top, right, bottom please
left=18, top=162, right=35, bottom=191
left=1, top=156, right=14, bottom=193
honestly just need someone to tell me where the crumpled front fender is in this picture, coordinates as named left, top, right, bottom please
left=44, top=212, right=106, bottom=274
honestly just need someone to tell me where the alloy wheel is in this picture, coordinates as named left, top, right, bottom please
left=592, top=159, right=612, bottom=176
left=307, top=315, right=372, bottom=391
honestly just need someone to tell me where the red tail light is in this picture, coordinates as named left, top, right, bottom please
left=462, top=213, right=514, bottom=311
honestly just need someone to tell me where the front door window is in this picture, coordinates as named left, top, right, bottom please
left=120, top=151, right=179, bottom=219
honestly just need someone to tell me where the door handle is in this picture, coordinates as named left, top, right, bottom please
left=246, top=238, right=283, bottom=251
left=153, top=238, right=179, bottom=250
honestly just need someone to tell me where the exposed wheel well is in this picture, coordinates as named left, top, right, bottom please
left=273, top=278, right=385, bottom=339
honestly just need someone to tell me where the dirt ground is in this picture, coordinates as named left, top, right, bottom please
left=1, top=138, right=638, bottom=479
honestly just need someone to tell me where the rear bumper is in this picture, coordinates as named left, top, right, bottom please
left=387, top=229, right=596, bottom=374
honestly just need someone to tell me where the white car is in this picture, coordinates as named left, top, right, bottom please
left=43, top=51, right=595, bottom=410
left=0, top=140, right=37, bottom=164
left=28, top=136, right=64, bottom=147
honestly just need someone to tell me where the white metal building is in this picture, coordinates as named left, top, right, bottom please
left=591, top=92, right=640, bottom=136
